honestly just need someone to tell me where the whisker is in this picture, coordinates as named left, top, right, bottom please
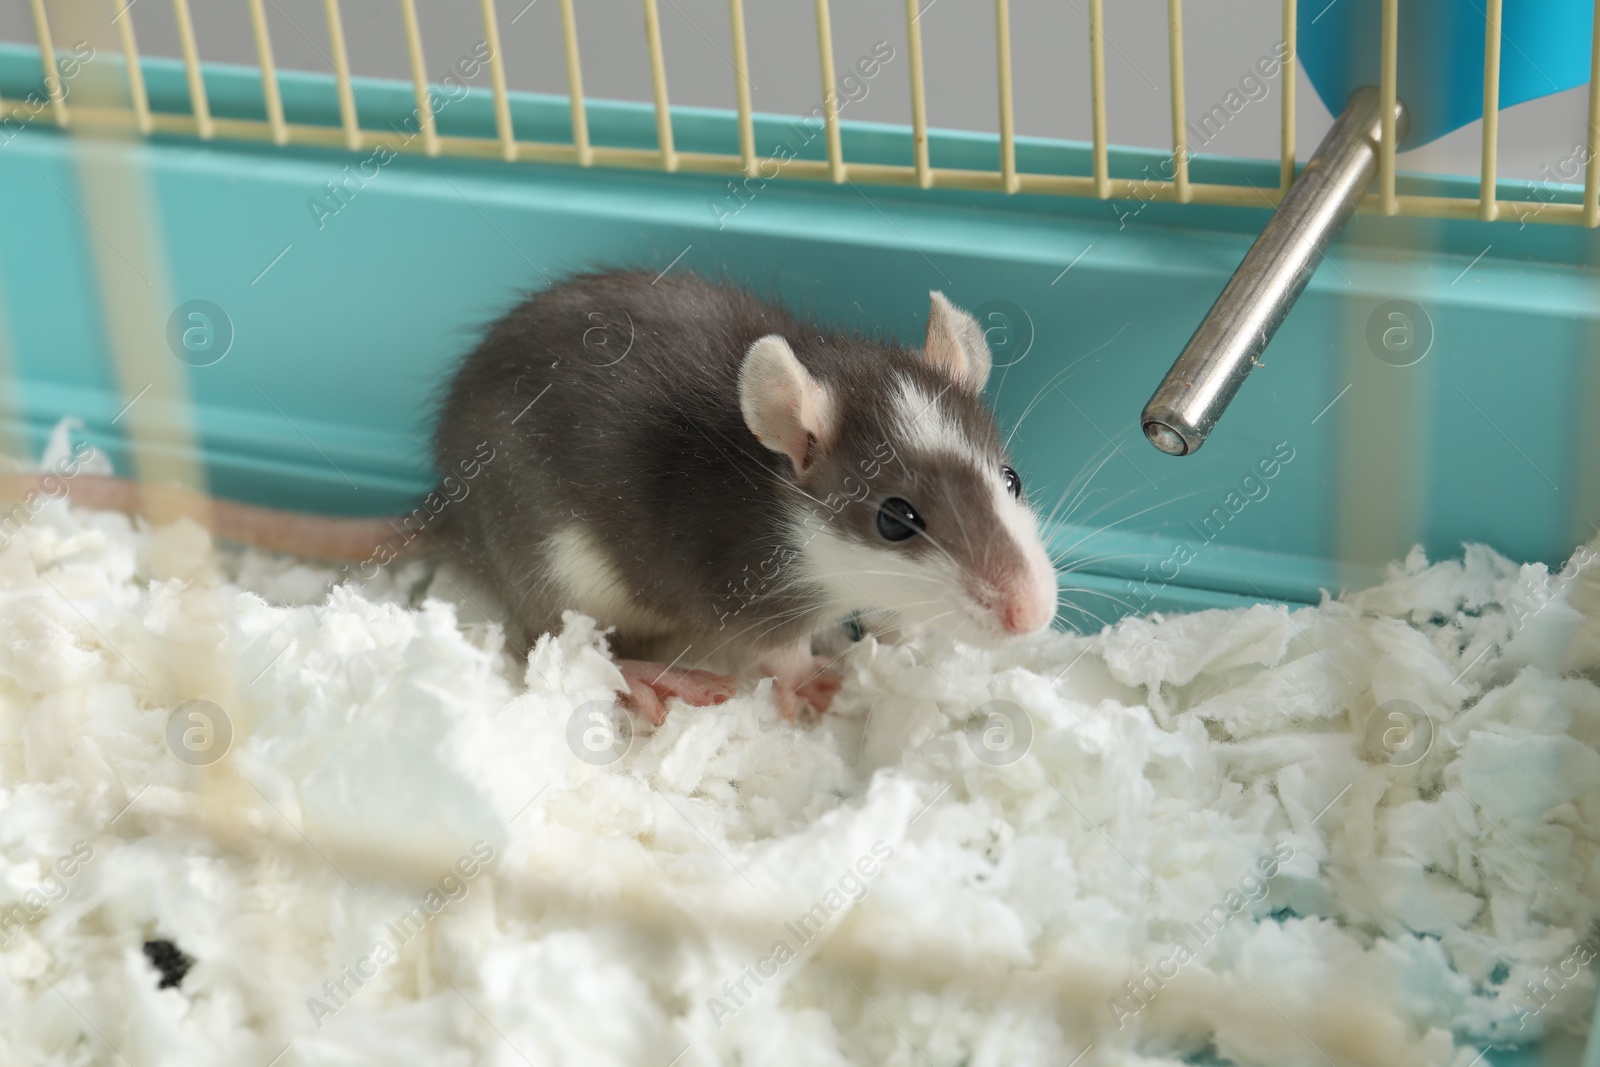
left=804, top=568, right=946, bottom=584
left=1051, top=549, right=1158, bottom=572
left=1045, top=488, right=1218, bottom=561
left=1004, top=323, right=1132, bottom=451
left=1041, top=441, right=1122, bottom=531
left=1056, top=585, right=1141, bottom=612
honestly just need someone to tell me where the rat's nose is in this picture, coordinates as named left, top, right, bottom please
left=1000, top=588, right=1053, bottom=635
left=982, top=547, right=1059, bottom=637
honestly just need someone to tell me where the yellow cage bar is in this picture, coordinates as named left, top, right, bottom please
left=995, top=0, right=1018, bottom=194
left=642, top=0, right=677, bottom=172
left=728, top=0, right=756, bottom=177
left=246, top=0, right=286, bottom=145
left=905, top=0, right=932, bottom=189
left=1378, top=0, right=1399, bottom=215
left=1479, top=0, right=1503, bottom=221
left=324, top=0, right=361, bottom=151
left=481, top=0, right=517, bottom=162
left=1167, top=0, right=1190, bottom=203
left=1279, top=0, right=1296, bottom=190
left=117, top=0, right=153, bottom=135
left=814, top=0, right=846, bottom=183
left=558, top=0, right=592, bottom=166
left=1088, top=0, right=1110, bottom=199
left=400, top=0, right=440, bottom=157
left=28, top=0, right=66, bottom=127
left=171, top=0, right=212, bottom=139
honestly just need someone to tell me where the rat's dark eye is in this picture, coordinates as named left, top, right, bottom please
left=1002, top=466, right=1023, bottom=499
left=876, top=497, right=925, bottom=542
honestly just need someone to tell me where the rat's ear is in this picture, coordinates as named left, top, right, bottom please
left=923, top=291, right=991, bottom=392
left=739, top=335, right=835, bottom=475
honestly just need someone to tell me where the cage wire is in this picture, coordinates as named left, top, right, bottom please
left=5, top=0, right=1598, bottom=217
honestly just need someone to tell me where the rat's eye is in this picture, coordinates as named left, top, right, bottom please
left=876, top=497, right=925, bottom=542
left=1002, top=466, right=1023, bottom=499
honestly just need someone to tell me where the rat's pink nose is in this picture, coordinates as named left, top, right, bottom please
left=978, top=548, right=1059, bottom=638
left=999, top=589, right=1053, bottom=635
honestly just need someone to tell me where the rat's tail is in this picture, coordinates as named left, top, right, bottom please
left=0, top=473, right=430, bottom=562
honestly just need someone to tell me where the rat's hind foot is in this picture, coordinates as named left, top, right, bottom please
left=617, top=659, right=738, bottom=726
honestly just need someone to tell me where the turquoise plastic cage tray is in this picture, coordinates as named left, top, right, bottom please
left=0, top=44, right=1596, bottom=1065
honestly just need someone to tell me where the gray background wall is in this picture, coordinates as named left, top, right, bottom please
left=2, top=0, right=1588, bottom=183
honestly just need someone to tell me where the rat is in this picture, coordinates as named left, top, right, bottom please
left=430, top=270, right=1059, bottom=721
left=1, top=270, right=1059, bottom=723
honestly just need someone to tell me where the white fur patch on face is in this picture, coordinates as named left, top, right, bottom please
left=545, top=524, right=676, bottom=638
left=798, top=511, right=1000, bottom=647
left=893, top=378, right=991, bottom=472
left=983, top=462, right=1061, bottom=635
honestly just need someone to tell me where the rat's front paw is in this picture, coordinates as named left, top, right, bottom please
left=617, top=659, right=738, bottom=725
left=773, top=656, right=843, bottom=721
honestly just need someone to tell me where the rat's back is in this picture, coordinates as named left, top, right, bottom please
left=433, top=270, right=818, bottom=652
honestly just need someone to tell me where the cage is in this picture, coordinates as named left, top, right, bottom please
left=0, top=1, right=1596, bottom=1065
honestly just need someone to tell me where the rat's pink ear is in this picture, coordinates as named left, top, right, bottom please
left=739, top=335, right=835, bottom=475
left=923, top=291, right=991, bottom=392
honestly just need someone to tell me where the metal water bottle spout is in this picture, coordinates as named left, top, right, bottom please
left=1140, top=86, right=1409, bottom=456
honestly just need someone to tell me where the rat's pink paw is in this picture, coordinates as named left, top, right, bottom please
left=775, top=657, right=844, bottom=721
left=794, top=674, right=842, bottom=714
left=617, top=659, right=738, bottom=726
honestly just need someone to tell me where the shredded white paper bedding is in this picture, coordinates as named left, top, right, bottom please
left=2, top=436, right=1598, bottom=1067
